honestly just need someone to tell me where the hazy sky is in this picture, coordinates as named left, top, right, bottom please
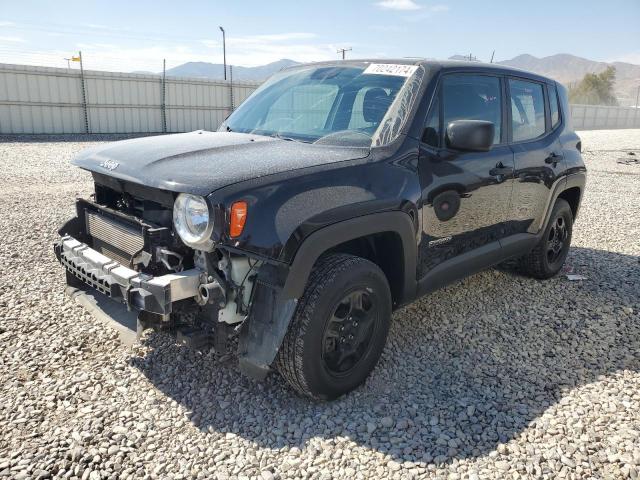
left=1, top=0, right=639, bottom=72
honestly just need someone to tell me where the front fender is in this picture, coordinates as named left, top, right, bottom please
left=281, top=211, right=418, bottom=302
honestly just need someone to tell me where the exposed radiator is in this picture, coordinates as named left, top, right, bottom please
left=85, top=211, right=144, bottom=261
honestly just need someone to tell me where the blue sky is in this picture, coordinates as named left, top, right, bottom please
left=1, top=0, right=639, bottom=72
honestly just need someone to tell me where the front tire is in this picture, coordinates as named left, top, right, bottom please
left=276, top=254, right=392, bottom=400
left=520, top=198, right=573, bottom=279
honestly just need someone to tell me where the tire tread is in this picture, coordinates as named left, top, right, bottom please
left=275, top=253, right=376, bottom=400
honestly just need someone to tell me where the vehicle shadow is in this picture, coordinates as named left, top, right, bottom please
left=129, top=246, right=639, bottom=465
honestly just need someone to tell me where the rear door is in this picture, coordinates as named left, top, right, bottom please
left=507, top=77, right=565, bottom=236
left=417, top=72, right=515, bottom=290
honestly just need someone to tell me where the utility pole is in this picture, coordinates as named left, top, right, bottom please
left=635, top=85, right=639, bottom=108
left=337, top=47, right=352, bottom=60
left=490, top=50, right=495, bottom=63
left=219, top=26, right=227, bottom=80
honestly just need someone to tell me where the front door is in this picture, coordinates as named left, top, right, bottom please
left=417, top=72, right=514, bottom=291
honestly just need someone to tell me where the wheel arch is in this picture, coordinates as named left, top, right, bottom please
left=281, top=211, right=418, bottom=308
left=557, top=185, right=582, bottom=220
left=538, top=172, right=586, bottom=236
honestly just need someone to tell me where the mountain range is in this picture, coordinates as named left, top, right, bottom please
left=497, top=54, right=639, bottom=105
left=164, top=54, right=640, bottom=106
left=165, top=59, right=299, bottom=81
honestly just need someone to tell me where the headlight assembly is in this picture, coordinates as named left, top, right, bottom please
left=173, top=193, right=214, bottom=249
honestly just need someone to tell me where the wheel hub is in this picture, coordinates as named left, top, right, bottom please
left=547, top=216, right=568, bottom=263
left=322, top=289, right=376, bottom=375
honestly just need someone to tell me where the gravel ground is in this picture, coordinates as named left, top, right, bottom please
left=0, top=130, right=639, bottom=480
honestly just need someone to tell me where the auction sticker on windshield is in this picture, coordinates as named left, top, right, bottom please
left=363, top=63, right=418, bottom=77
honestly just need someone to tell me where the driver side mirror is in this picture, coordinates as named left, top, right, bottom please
left=445, top=120, right=495, bottom=152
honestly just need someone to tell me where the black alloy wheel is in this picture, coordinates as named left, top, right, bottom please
left=546, top=215, right=569, bottom=264
left=321, top=288, right=378, bottom=376
left=276, top=253, right=392, bottom=400
left=519, top=198, right=573, bottom=279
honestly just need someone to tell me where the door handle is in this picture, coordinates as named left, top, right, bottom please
left=545, top=152, right=564, bottom=166
left=489, top=162, right=514, bottom=177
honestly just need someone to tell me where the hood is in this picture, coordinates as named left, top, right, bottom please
left=73, top=131, right=370, bottom=195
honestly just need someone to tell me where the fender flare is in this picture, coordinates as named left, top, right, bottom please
left=281, top=210, right=418, bottom=304
left=563, top=171, right=586, bottom=219
left=540, top=172, right=586, bottom=235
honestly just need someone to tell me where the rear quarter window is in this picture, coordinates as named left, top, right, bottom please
left=548, top=84, right=561, bottom=128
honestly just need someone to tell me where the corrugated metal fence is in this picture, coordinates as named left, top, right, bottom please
left=1, top=63, right=639, bottom=134
left=570, top=104, right=640, bottom=130
left=0, top=63, right=260, bottom=134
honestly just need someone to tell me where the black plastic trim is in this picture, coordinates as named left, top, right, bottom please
left=417, top=240, right=501, bottom=296
left=282, top=211, right=418, bottom=305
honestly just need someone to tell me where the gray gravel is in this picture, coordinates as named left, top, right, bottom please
left=1, top=130, right=639, bottom=479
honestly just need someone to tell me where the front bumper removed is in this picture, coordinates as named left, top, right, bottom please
left=54, top=236, right=201, bottom=316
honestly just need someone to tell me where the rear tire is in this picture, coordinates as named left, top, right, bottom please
left=519, top=198, right=573, bottom=279
left=276, top=253, right=392, bottom=400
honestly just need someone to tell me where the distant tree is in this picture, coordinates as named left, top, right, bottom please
left=569, top=66, right=618, bottom=106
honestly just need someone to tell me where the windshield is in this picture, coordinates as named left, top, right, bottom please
left=219, top=63, right=424, bottom=147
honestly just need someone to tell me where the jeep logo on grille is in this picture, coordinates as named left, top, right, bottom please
left=99, top=159, right=119, bottom=171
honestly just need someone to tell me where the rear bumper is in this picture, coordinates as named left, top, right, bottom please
left=54, top=236, right=201, bottom=316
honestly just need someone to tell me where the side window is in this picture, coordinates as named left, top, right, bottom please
left=548, top=84, right=560, bottom=128
left=442, top=74, right=502, bottom=144
left=422, top=95, right=440, bottom=147
left=509, top=79, right=545, bottom=141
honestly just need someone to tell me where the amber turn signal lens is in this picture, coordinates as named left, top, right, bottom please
left=229, top=201, right=248, bottom=238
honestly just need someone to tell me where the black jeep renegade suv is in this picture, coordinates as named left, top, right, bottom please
left=55, top=59, right=586, bottom=400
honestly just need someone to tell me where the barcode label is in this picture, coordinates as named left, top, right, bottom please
left=363, top=63, right=418, bottom=77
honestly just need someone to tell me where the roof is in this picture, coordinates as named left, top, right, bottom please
left=293, top=58, right=555, bottom=84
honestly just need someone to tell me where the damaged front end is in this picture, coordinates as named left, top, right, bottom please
left=55, top=179, right=295, bottom=380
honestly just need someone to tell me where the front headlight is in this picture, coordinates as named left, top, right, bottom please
left=173, top=193, right=213, bottom=248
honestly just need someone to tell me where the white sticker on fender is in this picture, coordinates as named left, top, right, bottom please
left=363, top=63, right=418, bottom=77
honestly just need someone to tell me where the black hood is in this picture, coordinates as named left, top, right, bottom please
left=73, top=131, right=370, bottom=195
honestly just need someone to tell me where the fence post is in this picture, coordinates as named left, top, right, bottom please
left=78, top=51, right=90, bottom=134
left=633, top=85, right=640, bottom=128
left=229, top=65, right=234, bottom=113
left=161, top=59, right=167, bottom=133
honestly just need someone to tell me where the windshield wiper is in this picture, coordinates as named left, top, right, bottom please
left=272, top=132, right=310, bottom=143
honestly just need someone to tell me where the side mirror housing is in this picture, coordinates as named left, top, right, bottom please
left=445, top=120, right=495, bottom=152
